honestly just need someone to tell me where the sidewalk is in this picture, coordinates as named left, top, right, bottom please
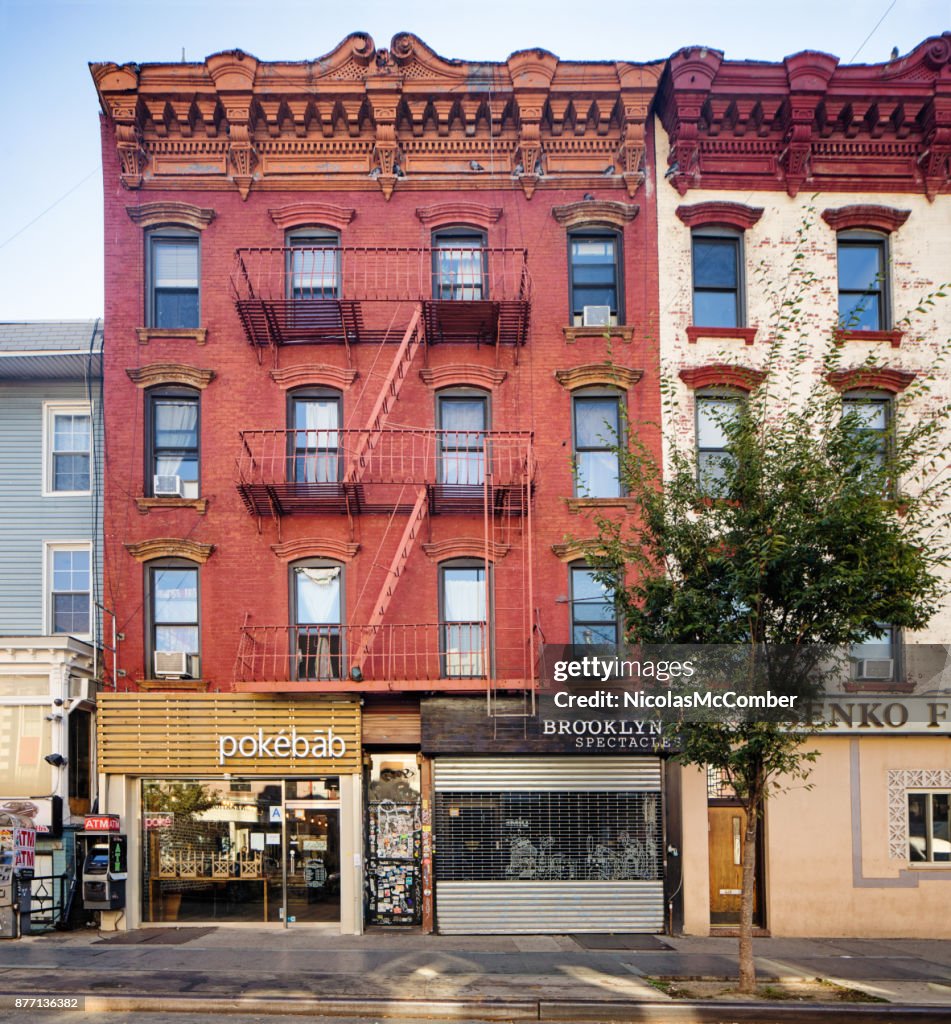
left=3, top=926, right=951, bottom=1018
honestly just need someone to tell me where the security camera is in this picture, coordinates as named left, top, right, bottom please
left=44, top=753, right=68, bottom=768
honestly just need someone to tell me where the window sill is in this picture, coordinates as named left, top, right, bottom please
left=906, top=863, right=951, bottom=871
left=686, top=325, right=758, bottom=345
left=137, top=678, right=209, bottom=691
left=136, top=496, right=208, bottom=515
left=834, top=328, right=904, bottom=348
left=566, top=497, right=635, bottom=512
left=563, top=326, right=634, bottom=344
left=136, top=327, right=208, bottom=345
left=842, top=679, right=916, bottom=693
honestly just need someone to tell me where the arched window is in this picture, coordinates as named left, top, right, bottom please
left=572, top=386, right=623, bottom=498
left=692, top=226, right=744, bottom=328
left=695, top=388, right=744, bottom=492
left=439, top=559, right=491, bottom=678
left=287, top=387, right=342, bottom=484
left=290, top=559, right=343, bottom=681
left=568, top=228, right=622, bottom=326
left=568, top=562, right=618, bottom=647
left=147, top=385, right=200, bottom=498
left=436, top=387, right=489, bottom=485
left=837, top=230, right=889, bottom=331
left=432, top=227, right=487, bottom=301
left=147, top=558, right=200, bottom=679
left=286, top=227, right=341, bottom=300
left=841, top=388, right=892, bottom=471
left=147, top=227, right=200, bottom=328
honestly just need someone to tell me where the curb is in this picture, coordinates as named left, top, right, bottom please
left=66, top=993, right=951, bottom=1022
left=81, top=995, right=538, bottom=1019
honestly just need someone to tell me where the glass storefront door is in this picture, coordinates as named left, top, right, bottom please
left=283, top=804, right=340, bottom=923
left=141, top=778, right=341, bottom=925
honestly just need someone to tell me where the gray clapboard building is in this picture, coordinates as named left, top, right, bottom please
left=0, top=320, right=103, bottom=927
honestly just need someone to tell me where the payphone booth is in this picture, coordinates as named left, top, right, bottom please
left=79, top=815, right=127, bottom=912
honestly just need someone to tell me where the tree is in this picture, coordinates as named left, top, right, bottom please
left=581, top=218, right=951, bottom=993
left=143, top=781, right=221, bottom=820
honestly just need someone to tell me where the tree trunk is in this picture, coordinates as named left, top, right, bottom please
left=737, top=800, right=759, bottom=994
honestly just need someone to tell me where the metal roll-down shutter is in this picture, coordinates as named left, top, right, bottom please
left=433, top=757, right=664, bottom=934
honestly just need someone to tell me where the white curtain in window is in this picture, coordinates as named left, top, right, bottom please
left=296, top=567, right=341, bottom=623
left=443, top=569, right=486, bottom=622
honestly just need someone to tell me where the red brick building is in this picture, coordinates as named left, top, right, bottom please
left=91, top=34, right=668, bottom=934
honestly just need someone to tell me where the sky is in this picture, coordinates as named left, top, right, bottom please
left=0, top=0, right=948, bottom=320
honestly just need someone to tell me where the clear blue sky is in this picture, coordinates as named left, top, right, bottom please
left=1, top=0, right=947, bottom=319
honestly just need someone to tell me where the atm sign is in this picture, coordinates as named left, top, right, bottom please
left=84, top=815, right=120, bottom=832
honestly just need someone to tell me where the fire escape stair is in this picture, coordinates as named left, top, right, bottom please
left=350, top=485, right=429, bottom=676
left=344, top=305, right=424, bottom=490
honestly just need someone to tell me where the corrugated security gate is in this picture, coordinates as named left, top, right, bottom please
left=433, top=757, right=664, bottom=933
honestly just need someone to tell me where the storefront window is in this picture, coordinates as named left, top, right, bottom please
left=141, top=777, right=340, bottom=924
left=0, top=706, right=52, bottom=796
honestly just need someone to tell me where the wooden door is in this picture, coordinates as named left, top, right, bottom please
left=708, top=805, right=758, bottom=924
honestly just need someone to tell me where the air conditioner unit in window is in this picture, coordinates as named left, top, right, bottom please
left=153, top=474, right=185, bottom=498
left=68, top=677, right=97, bottom=702
left=582, top=305, right=612, bottom=327
left=856, top=658, right=894, bottom=680
left=153, top=651, right=199, bottom=679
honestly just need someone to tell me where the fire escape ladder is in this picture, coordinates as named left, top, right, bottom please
left=351, top=485, right=429, bottom=676
left=345, top=305, right=424, bottom=487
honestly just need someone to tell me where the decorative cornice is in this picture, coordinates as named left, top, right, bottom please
left=126, top=364, right=216, bottom=389
left=92, top=37, right=663, bottom=198
left=419, top=365, right=507, bottom=390
left=676, top=202, right=764, bottom=230
left=268, top=202, right=356, bottom=230
left=551, top=539, right=605, bottom=562
left=658, top=34, right=951, bottom=199
left=124, top=538, right=215, bottom=563
left=270, top=539, right=360, bottom=562
left=136, top=328, right=208, bottom=345
left=554, top=363, right=643, bottom=390
left=269, top=366, right=358, bottom=390
left=126, top=202, right=216, bottom=229
left=821, top=206, right=911, bottom=233
left=421, top=539, right=509, bottom=561
left=686, top=326, right=758, bottom=346
left=679, top=365, right=766, bottom=391
left=551, top=200, right=639, bottom=229
left=415, top=203, right=503, bottom=228
left=826, top=368, right=916, bottom=393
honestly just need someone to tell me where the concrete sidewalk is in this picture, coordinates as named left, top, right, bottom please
left=3, top=927, right=950, bottom=1016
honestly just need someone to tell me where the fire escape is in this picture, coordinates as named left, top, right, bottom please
left=230, top=243, right=535, bottom=704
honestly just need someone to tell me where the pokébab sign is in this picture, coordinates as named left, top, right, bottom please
left=218, top=728, right=347, bottom=765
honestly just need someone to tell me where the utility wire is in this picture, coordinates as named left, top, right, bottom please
left=0, top=168, right=99, bottom=251
left=850, top=0, right=899, bottom=62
